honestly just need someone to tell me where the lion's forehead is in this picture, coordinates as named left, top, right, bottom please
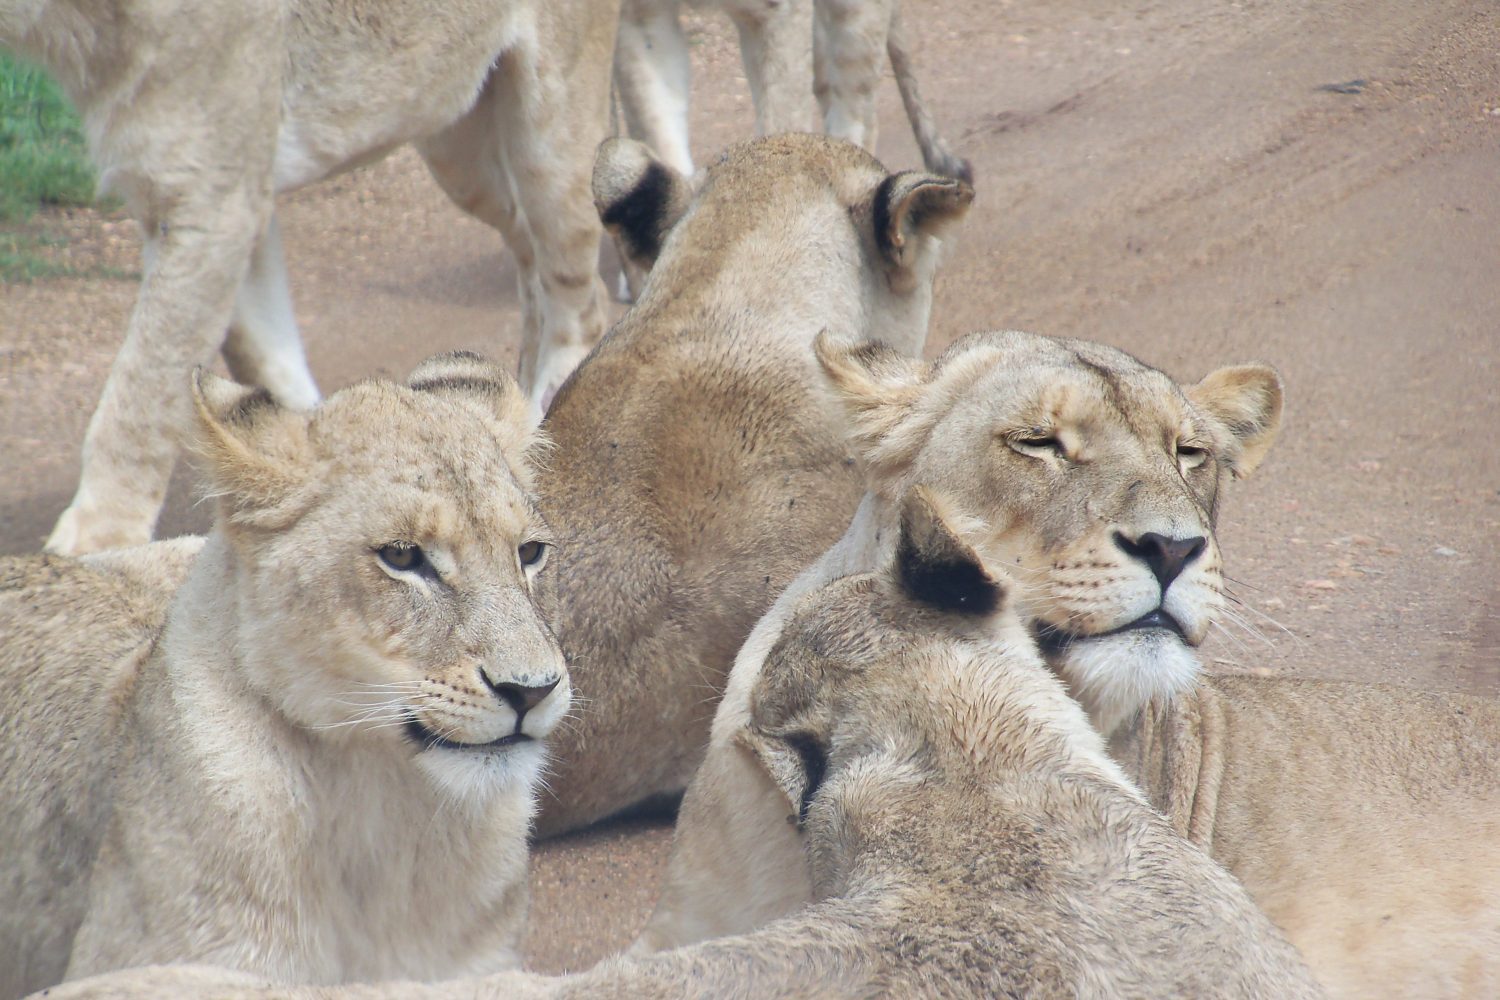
left=966, top=357, right=1190, bottom=437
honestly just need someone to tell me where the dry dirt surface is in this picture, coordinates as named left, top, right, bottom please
left=2, top=0, right=1497, bottom=976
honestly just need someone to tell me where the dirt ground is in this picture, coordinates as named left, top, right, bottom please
left=2, top=0, right=1497, bottom=976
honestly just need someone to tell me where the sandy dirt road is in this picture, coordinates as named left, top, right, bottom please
left=2, top=0, right=1497, bottom=975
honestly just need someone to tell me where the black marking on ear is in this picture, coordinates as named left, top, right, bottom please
left=897, top=524, right=1002, bottom=616
left=786, top=731, right=829, bottom=826
left=872, top=172, right=899, bottom=260
left=599, top=160, right=673, bottom=262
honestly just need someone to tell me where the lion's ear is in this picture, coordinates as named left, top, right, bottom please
left=593, top=137, right=693, bottom=275
left=1187, top=365, right=1284, bottom=480
left=894, top=487, right=1004, bottom=616
left=873, top=170, right=973, bottom=290
left=734, top=726, right=829, bottom=828
left=814, top=331, right=929, bottom=488
left=191, top=370, right=310, bottom=527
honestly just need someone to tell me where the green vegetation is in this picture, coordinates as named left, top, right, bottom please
left=0, top=51, right=118, bottom=281
left=1, top=52, right=95, bottom=221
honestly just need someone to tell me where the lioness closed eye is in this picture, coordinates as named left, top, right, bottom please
left=0, top=354, right=567, bottom=997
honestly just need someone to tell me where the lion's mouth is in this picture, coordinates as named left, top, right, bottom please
left=404, top=718, right=534, bottom=753
left=1033, top=608, right=1189, bottom=654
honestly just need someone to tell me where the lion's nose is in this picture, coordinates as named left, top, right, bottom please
left=483, top=676, right=560, bottom=719
left=1113, top=531, right=1207, bottom=592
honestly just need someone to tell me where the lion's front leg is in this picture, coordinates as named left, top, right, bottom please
left=47, top=185, right=273, bottom=556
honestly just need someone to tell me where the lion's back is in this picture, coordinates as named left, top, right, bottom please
left=0, top=539, right=197, bottom=998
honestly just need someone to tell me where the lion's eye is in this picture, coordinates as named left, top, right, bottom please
left=1008, top=433, right=1063, bottom=458
left=378, top=543, right=425, bottom=574
left=518, top=540, right=547, bottom=568
left=1176, top=443, right=1209, bottom=470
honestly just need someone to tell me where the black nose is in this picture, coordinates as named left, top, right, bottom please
left=1113, top=531, right=1207, bottom=592
left=483, top=676, right=559, bottom=718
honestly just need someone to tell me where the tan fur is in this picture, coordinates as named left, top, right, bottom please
left=640, top=328, right=1283, bottom=948
left=2, top=0, right=617, bottom=556
left=0, top=356, right=568, bottom=998
left=644, top=328, right=1498, bottom=994
left=613, top=0, right=970, bottom=180
left=1113, top=676, right=1500, bottom=999
left=36, top=493, right=1322, bottom=998
left=525, top=134, right=972, bottom=835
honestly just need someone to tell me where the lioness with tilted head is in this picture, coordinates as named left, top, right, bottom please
left=644, top=330, right=1500, bottom=997
left=640, top=327, right=1285, bottom=947
left=33, top=490, right=1324, bottom=999
left=0, top=355, right=568, bottom=998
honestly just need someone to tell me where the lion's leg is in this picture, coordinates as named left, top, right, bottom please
left=492, top=6, right=616, bottom=410
left=812, top=0, right=894, bottom=151
left=422, top=6, right=614, bottom=412
left=220, top=214, right=320, bottom=409
left=419, top=92, right=540, bottom=383
left=615, top=0, right=695, bottom=176
left=47, top=200, right=268, bottom=556
left=724, top=0, right=814, bottom=135
left=43, top=12, right=281, bottom=557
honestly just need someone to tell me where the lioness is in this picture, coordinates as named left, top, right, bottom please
left=641, top=331, right=1500, bottom=997
left=639, top=327, right=1286, bottom=947
left=4, top=0, right=617, bottom=556
left=32, top=490, right=1324, bottom=999
left=529, top=132, right=973, bottom=834
left=0, top=355, right=569, bottom=998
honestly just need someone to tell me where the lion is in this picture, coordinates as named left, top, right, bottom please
left=527, top=132, right=973, bottom=835
left=639, top=330, right=1500, bottom=997
left=31, top=489, right=1324, bottom=999
left=614, top=0, right=970, bottom=188
left=0, top=354, right=570, bottom=998
left=3, top=0, right=617, bottom=557
left=638, top=327, right=1286, bottom=948
left=1112, top=676, right=1500, bottom=999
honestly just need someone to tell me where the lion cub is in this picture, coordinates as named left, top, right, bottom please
left=0, top=355, right=569, bottom=997
left=34, top=489, right=1323, bottom=999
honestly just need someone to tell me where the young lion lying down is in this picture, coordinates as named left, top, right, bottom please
left=0, top=355, right=569, bottom=997
left=32, top=489, right=1324, bottom=1000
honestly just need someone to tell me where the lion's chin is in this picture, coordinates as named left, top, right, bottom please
left=414, top=737, right=550, bottom=807
left=1052, top=630, right=1202, bottom=738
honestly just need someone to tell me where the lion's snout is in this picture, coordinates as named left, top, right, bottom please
left=484, top=675, right=562, bottom=724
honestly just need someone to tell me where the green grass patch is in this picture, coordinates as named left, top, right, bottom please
left=0, top=51, right=97, bottom=222
left=0, top=53, right=132, bottom=281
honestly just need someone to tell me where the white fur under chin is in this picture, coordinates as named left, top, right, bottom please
left=414, top=740, right=549, bottom=809
left=1058, top=631, right=1202, bottom=737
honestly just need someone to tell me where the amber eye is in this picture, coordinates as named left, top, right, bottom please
left=518, top=540, right=547, bottom=567
left=378, top=544, right=425, bottom=574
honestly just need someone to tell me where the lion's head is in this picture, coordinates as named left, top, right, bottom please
left=189, top=352, right=570, bottom=798
left=737, top=487, right=1123, bottom=899
left=815, top=330, right=1283, bottom=735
